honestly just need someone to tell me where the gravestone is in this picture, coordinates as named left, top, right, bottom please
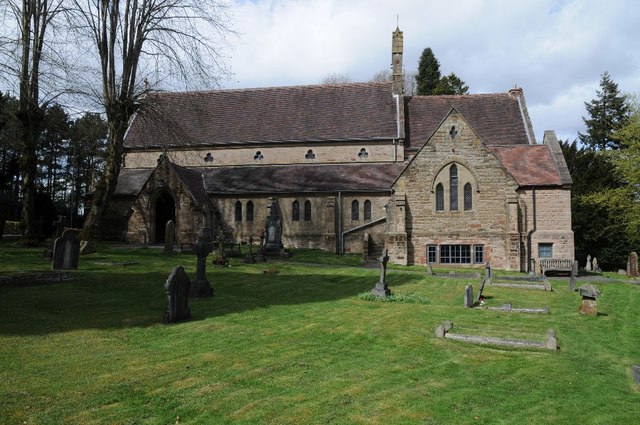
left=52, top=229, right=80, bottom=270
left=569, top=260, right=578, bottom=292
left=164, top=220, right=175, bottom=255
left=632, top=365, right=640, bottom=386
left=464, top=285, right=474, bottom=308
left=164, top=266, right=191, bottom=323
left=586, top=255, right=592, bottom=272
left=190, top=227, right=213, bottom=298
left=592, top=257, right=599, bottom=272
left=578, top=284, right=601, bottom=316
left=629, top=252, right=639, bottom=277
left=212, top=232, right=229, bottom=267
left=244, top=234, right=257, bottom=264
left=371, top=249, right=391, bottom=297
left=485, top=263, right=491, bottom=279
left=426, top=263, right=434, bottom=275
left=264, top=198, right=283, bottom=254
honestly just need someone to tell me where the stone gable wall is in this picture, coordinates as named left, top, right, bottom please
left=127, top=162, right=209, bottom=245
left=390, top=111, right=524, bottom=270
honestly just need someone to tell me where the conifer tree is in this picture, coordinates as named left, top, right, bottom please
left=579, top=72, right=629, bottom=150
left=415, top=48, right=440, bottom=95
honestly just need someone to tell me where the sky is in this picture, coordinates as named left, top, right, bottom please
left=223, top=0, right=640, bottom=142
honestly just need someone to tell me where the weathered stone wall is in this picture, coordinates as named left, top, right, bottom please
left=126, top=162, right=209, bottom=245
left=215, top=193, right=390, bottom=254
left=125, top=142, right=397, bottom=168
left=390, top=111, right=523, bottom=269
left=519, top=188, right=574, bottom=271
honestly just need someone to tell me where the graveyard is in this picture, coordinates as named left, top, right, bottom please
left=1, top=244, right=639, bottom=424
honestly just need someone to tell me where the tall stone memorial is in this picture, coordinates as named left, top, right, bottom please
left=264, top=198, right=283, bottom=254
left=52, top=229, right=80, bottom=270
left=164, top=266, right=191, bottom=323
left=164, top=220, right=175, bottom=255
left=190, top=227, right=214, bottom=298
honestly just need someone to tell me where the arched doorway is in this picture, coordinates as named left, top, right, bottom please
left=154, top=191, right=176, bottom=243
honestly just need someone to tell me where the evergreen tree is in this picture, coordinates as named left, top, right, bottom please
left=579, top=72, right=629, bottom=150
left=415, top=48, right=440, bottom=95
left=433, top=73, right=469, bottom=95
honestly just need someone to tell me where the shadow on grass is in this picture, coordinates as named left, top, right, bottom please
left=0, top=265, right=421, bottom=336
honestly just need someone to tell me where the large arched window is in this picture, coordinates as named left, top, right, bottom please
left=304, top=200, right=312, bottom=221
left=464, top=183, right=473, bottom=211
left=450, top=164, right=458, bottom=211
left=364, top=200, right=372, bottom=221
left=246, top=201, right=254, bottom=221
left=292, top=200, right=300, bottom=221
left=435, top=183, right=444, bottom=211
left=234, top=201, right=242, bottom=222
left=351, top=200, right=359, bottom=220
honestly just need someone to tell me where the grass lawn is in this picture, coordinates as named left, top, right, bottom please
left=1, top=245, right=639, bottom=424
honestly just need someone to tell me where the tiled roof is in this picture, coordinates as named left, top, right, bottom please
left=167, top=161, right=213, bottom=209
left=489, top=145, right=563, bottom=186
left=113, top=168, right=153, bottom=196
left=125, top=83, right=399, bottom=148
left=405, top=93, right=532, bottom=148
left=200, top=163, right=405, bottom=194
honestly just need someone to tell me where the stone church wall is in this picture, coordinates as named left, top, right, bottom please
left=125, top=142, right=396, bottom=168
left=390, top=111, right=523, bottom=270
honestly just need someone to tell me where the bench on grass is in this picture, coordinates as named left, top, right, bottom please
left=540, top=258, right=574, bottom=275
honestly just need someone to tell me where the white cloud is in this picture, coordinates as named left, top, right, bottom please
left=225, top=0, right=640, bottom=140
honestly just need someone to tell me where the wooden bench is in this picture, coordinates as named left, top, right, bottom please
left=539, top=258, right=575, bottom=276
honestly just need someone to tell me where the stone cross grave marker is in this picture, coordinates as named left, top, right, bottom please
left=164, top=266, right=191, bottom=323
left=244, top=234, right=257, bottom=264
left=464, top=285, right=474, bottom=308
left=190, top=227, right=213, bottom=298
left=629, top=252, right=639, bottom=277
left=52, top=229, right=80, bottom=270
left=164, top=220, right=175, bottom=255
left=586, top=255, right=592, bottom=272
left=371, top=249, right=391, bottom=297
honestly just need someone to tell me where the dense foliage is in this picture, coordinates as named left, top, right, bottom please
left=563, top=73, right=639, bottom=270
left=0, top=95, right=108, bottom=234
left=416, top=48, right=468, bottom=96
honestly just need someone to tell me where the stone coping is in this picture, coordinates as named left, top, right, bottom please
left=435, top=321, right=557, bottom=351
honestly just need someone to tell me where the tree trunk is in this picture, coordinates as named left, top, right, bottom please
left=81, top=116, right=128, bottom=241
left=17, top=107, right=42, bottom=244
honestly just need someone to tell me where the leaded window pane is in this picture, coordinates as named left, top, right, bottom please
left=435, top=183, right=444, bottom=211
left=246, top=201, right=254, bottom=222
left=304, top=200, right=312, bottom=221
left=292, top=201, right=300, bottom=221
left=464, top=183, right=472, bottom=211
left=351, top=200, right=359, bottom=220
left=364, top=200, right=372, bottom=221
left=450, top=164, right=458, bottom=211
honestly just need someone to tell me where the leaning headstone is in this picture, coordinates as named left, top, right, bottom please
left=629, top=252, right=639, bottom=277
left=586, top=255, right=592, bottom=272
left=52, top=229, right=80, bottom=270
left=164, top=220, right=175, bottom=255
left=190, top=228, right=213, bottom=298
left=371, top=249, right=391, bottom=297
left=578, top=284, right=601, bottom=316
left=464, top=285, right=474, bottom=308
left=163, top=266, right=191, bottom=323
left=569, top=260, right=578, bottom=292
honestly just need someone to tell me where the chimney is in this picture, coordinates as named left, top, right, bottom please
left=392, top=27, right=404, bottom=96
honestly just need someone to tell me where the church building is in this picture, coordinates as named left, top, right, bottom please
left=112, top=27, right=574, bottom=271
